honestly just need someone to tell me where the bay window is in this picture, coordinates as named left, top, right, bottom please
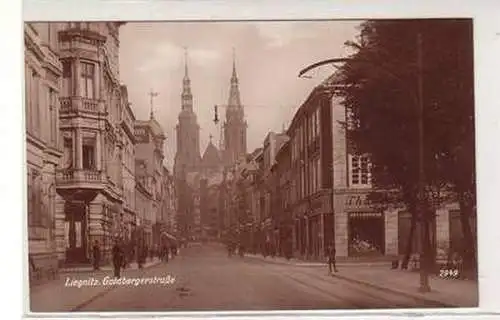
left=80, top=62, right=95, bottom=99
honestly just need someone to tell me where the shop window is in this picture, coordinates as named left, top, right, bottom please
left=348, top=213, right=384, bottom=256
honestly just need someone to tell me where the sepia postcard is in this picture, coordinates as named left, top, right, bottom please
left=24, top=18, right=479, bottom=314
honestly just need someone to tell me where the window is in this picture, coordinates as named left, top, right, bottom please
left=27, top=171, right=33, bottom=226
left=312, top=160, right=317, bottom=194
left=25, top=66, right=31, bottom=131
left=27, top=69, right=40, bottom=134
left=316, top=157, right=321, bottom=190
left=80, top=62, right=95, bottom=99
left=82, top=138, right=96, bottom=169
left=49, top=89, right=57, bottom=146
left=315, top=108, right=320, bottom=137
left=62, top=60, right=72, bottom=96
left=63, top=137, right=73, bottom=169
left=28, top=170, right=42, bottom=226
left=350, top=155, right=371, bottom=187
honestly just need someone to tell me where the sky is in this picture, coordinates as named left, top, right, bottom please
left=119, top=20, right=362, bottom=171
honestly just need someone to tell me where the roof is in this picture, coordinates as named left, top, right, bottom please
left=202, top=141, right=221, bottom=168
left=134, top=118, right=165, bottom=138
left=149, top=118, right=165, bottom=138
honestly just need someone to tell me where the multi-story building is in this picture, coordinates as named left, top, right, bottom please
left=260, top=132, right=288, bottom=248
left=120, top=85, right=136, bottom=243
left=55, top=22, right=126, bottom=265
left=287, top=80, right=334, bottom=260
left=25, top=22, right=63, bottom=279
left=270, top=139, right=292, bottom=256
left=134, top=159, right=153, bottom=248
left=134, top=114, right=166, bottom=248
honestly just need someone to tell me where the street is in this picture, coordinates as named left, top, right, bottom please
left=66, top=244, right=445, bottom=312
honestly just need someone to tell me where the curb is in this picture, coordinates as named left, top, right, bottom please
left=59, top=259, right=162, bottom=274
left=331, top=273, right=456, bottom=308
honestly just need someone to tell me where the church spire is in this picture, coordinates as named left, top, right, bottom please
left=184, top=47, right=189, bottom=79
left=228, top=47, right=241, bottom=107
left=181, top=47, right=193, bottom=111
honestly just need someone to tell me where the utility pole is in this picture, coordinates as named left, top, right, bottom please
left=417, top=31, right=431, bottom=293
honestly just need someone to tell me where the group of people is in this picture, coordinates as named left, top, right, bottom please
left=91, top=239, right=178, bottom=279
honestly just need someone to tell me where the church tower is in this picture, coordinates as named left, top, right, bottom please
left=174, top=48, right=201, bottom=178
left=223, top=50, right=247, bottom=165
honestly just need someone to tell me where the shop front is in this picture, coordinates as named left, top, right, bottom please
left=334, top=191, right=399, bottom=259
left=292, top=190, right=333, bottom=260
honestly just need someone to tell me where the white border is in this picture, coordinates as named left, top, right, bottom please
left=7, top=0, right=500, bottom=319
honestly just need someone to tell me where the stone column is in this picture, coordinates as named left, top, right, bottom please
left=384, top=207, right=399, bottom=256
left=74, top=57, right=81, bottom=97
left=334, top=194, right=348, bottom=258
left=75, top=129, right=82, bottom=170
left=95, top=132, right=101, bottom=171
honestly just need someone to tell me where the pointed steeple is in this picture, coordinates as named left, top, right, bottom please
left=181, top=47, right=193, bottom=111
left=228, top=47, right=242, bottom=107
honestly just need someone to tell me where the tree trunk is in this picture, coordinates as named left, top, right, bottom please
left=459, top=197, right=477, bottom=279
left=401, top=208, right=416, bottom=269
left=422, top=213, right=434, bottom=273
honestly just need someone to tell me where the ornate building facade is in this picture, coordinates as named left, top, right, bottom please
left=54, top=22, right=128, bottom=266
left=25, top=22, right=63, bottom=278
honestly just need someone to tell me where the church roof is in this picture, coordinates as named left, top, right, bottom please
left=202, top=141, right=221, bottom=168
left=149, top=118, right=165, bottom=137
left=135, top=118, right=165, bottom=138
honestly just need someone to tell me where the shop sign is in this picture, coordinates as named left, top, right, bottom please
left=345, top=194, right=371, bottom=208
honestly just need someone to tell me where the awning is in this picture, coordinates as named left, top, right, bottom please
left=349, top=212, right=382, bottom=218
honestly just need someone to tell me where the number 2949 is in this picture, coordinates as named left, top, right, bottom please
left=439, top=269, right=459, bottom=278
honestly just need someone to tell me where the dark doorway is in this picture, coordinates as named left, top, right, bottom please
left=64, top=201, right=88, bottom=263
left=348, top=213, right=385, bottom=257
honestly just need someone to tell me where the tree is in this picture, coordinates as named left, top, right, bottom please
left=337, top=19, right=476, bottom=274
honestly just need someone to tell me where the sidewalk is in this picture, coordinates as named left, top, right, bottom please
left=245, top=253, right=391, bottom=267
left=246, top=254, right=478, bottom=307
left=29, top=258, right=162, bottom=312
left=332, top=266, right=478, bottom=308
left=59, top=257, right=162, bottom=273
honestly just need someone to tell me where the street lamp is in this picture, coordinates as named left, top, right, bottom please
left=298, top=32, right=430, bottom=292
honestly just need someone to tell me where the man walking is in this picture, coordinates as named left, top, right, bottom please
left=326, top=242, right=338, bottom=274
left=112, top=239, right=124, bottom=279
left=92, top=240, right=101, bottom=271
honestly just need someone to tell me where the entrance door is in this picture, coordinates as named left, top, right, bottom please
left=65, top=202, right=88, bottom=263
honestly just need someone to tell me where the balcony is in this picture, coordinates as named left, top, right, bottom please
left=60, top=97, right=101, bottom=115
left=55, top=168, right=105, bottom=202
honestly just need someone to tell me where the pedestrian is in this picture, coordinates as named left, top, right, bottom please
left=92, top=240, right=101, bottom=271
left=163, top=244, right=169, bottom=263
left=326, top=242, right=338, bottom=274
left=112, top=239, right=124, bottom=278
